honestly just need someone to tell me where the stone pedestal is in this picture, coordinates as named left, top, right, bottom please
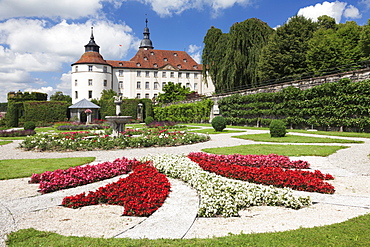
left=106, top=116, right=132, bottom=137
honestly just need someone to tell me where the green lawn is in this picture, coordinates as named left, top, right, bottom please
left=6, top=212, right=370, bottom=246
left=202, top=144, right=347, bottom=157
left=0, top=157, right=96, bottom=180
left=233, top=133, right=363, bottom=143
left=190, top=128, right=246, bottom=134
left=0, top=140, right=12, bottom=145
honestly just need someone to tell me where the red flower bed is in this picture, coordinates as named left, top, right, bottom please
left=30, top=158, right=135, bottom=194
left=188, top=152, right=310, bottom=169
left=188, top=153, right=335, bottom=194
left=62, top=161, right=171, bottom=216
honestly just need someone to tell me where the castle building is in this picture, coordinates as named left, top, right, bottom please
left=71, top=21, right=214, bottom=104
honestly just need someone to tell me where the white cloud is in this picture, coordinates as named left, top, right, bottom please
left=343, top=5, right=362, bottom=19
left=0, top=18, right=138, bottom=102
left=57, top=72, right=73, bottom=96
left=360, top=0, right=370, bottom=9
left=0, top=0, right=103, bottom=20
left=188, top=44, right=202, bottom=63
left=297, top=1, right=361, bottom=23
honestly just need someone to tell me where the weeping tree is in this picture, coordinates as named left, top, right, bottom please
left=202, top=18, right=273, bottom=94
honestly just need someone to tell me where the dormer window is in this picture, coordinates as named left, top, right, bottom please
left=193, top=65, right=197, bottom=69
left=164, top=58, right=168, bottom=62
left=144, top=57, right=148, bottom=61
left=154, top=63, right=158, bottom=67
left=174, top=53, right=178, bottom=56
left=137, top=63, right=141, bottom=67
left=119, top=62, right=123, bottom=66
left=177, top=64, right=182, bottom=68
left=183, top=59, right=187, bottom=62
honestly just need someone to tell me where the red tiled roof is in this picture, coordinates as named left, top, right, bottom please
left=107, top=49, right=203, bottom=71
left=72, top=52, right=110, bottom=66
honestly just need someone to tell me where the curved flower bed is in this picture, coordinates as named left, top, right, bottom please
left=62, top=161, right=171, bottom=217
left=19, top=128, right=209, bottom=151
left=29, top=158, right=135, bottom=194
left=141, top=154, right=311, bottom=217
left=188, top=152, right=310, bottom=169
left=188, top=152, right=334, bottom=194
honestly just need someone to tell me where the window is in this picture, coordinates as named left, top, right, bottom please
left=183, top=59, right=187, bottom=62
left=162, top=82, right=166, bottom=88
left=154, top=63, right=158, bottom=67
left=174, top=53, right=178, bottom=56
left=186, top=83, right=191, bottom=89
left=145, top=93, right=150, bottom=99
left=137, top=71, right=141, bottom=77
left=178, top=72, right=182, bottom=78
left=88, top=79, right=93, bottom=86
left=150, top=52, right=154, bottom=55
left=177, top=64, right=182, bottom=69
left=162, top=72, right=166, bottom=78
left=193, top=65, right=197, bottom=69
left=119, top=62, right=123, bottom=66
left=88, top=65, right=93, bottom=71
left=170, top=72, right=174, bottom=78
left=194, top=83, right=198, bottom=90
left=137, top=81, right=141, bottom=89
left=75, top=91, right=78, bottom=99
left=119, top=70, right=123, bottom=76
left=145, top=71, right=150, bottom=77
left=154, top=82, right=159, bottom=90
left=136, top=63, right=141, bottom=67
left=103, top=66, right=107, bottom=73
left=119, top=81, right=123, bottom=88
left=145, top=82, right=150, bottom=89
left=194, top=73, right=198, bottom=79
left=154, top=71, right=158, bottom=77
left=136, top=93, right=141, bottom=99
left=75, top=80, right=78, bottom=86
left=75, top=66, right=78, bottom=72
left=103, top=80, right=107, bottom=87
left=164, top=58, right=168, bottom=62
left=186, top=73, right=190, bottom=78
left=153, top=93, right=158, bottom=99
left=88, top=90, right=92, bottom=99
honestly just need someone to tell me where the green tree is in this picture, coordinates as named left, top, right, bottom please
left=157, top=82, right=192, bottom=103
left=360, top=19, right=370, bottom=60
left=50, top=91, right=72, bottom=104
left=258, top=15, right=318, bottom=81
left=97, top=89, right=117, bottom=118
left=202, top=26, right=223, bottom=86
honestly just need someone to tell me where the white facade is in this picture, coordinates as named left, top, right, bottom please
left=71, top=26, right=214, bottom=104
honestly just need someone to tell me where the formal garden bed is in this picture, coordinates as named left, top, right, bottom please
left=19, top=127, right=210, bottom=151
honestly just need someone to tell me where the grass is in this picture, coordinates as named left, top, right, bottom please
left=233, top=133, right=363, bottom=143
left=0, top=157, right=96, bottom=180
left=0, top=140, right=12, bottom=145
left=190, top=128, right=246, bottom=134
left=202, top=144, right=347, bottom=157
left=6, top=212, right=370, bottom=246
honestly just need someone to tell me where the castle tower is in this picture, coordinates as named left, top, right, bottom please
left=139, top=19, right=154, bottom=50
left=71, top=27, right=112, bottom=103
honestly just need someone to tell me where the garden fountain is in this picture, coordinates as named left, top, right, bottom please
left=105, top=96, right=132, bottom=137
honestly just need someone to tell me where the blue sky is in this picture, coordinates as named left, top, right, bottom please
left=0, top=0, right=369, bottom=102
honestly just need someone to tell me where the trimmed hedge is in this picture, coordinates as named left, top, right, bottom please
left=23, top=101, right=69, bottom=126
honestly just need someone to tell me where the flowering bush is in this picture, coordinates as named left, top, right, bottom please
left=30, top=157, right=135, bottom=193
left=0, top=129, right=36, bottom=137
left=84, top=109, right=92, bottom=114
left=62, top=161, right=171, bottom=217
left=20, top=128, right=209, bottom=151
left=188, top=153, right=335, bottom=194
left=188, top=152, right=310, bottom=169
left=141, top=154, right=311, bottom=217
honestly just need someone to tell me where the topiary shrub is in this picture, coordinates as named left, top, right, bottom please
left=212, top=116, right=227, bottom=132
left=145, top=116, right=154, bottom=126
left=23, top=121, right=36, bottom=130
left=269, top=119, right=286, bottom=137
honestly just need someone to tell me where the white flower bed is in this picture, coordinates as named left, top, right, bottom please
left=141, top=154, right=311, bottom=217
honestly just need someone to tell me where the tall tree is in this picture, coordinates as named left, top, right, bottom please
left=157, top=82, right=192, bottom=104
left=202, top=26, right=223, bottom=86
left=360, top=19, right=370, bottom=60
left=50, top=91, right=72, bottom=104
left=258, top=15, right=318, bottom=82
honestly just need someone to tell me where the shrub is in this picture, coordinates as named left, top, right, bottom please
left=212, top=116, right=226, bottom=132
left=269, top=119, right=286, bottom=137
left=145, top=116, right=154, bottom=126
left=23, top=121, right=36, bottom=130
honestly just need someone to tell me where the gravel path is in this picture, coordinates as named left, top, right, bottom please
left=1, top=128, right=370, bottom=245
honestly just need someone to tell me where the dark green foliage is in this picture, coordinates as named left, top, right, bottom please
left=4, top=102, right=23, bottom=127
left=23, top=121, right=36, bottom=130
left=7, top=91, right=47, bottom=102
left=219, top=79, right=370, bottom=132
left=203, top=18, right=273, bottom=93
left=96, top=89, right=117, bottom=119
left=154, top=99, right=213, bottom=123
left=23, top=101, right=69, bottom=126
left=0, top=103, right=7, bottom=112
left=50, top=91, right=72, bottom=104
left=269, top=120, right=286, bottom=137
left=145, top=116, right=154, bottom=126
left=212, top=116, right=227, bottom=132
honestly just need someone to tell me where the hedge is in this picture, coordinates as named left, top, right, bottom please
left=23, top=101, right=69, bottom=126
